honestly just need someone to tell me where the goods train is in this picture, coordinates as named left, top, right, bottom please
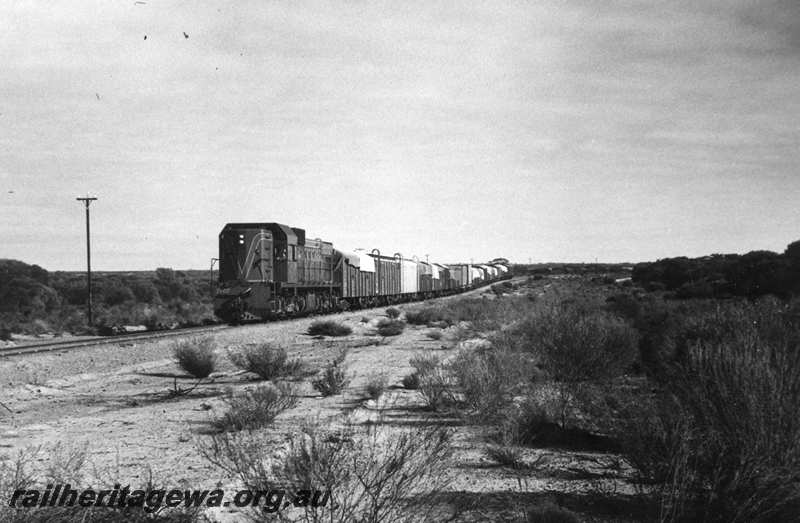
left=213, top=222, right=510, bottom=323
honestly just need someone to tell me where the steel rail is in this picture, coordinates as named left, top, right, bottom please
left=0, top=277, right=513, bottom=359
left=0, top=325, right=230, bottom=358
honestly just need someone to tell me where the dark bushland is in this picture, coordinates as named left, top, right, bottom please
left=308, top=320, right=352, bottom=337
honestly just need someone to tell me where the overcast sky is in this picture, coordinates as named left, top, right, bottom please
left=1, top=1, right=798, bottom=270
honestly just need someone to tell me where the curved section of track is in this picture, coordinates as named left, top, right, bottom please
left=0, top=325, right=231, bottom=358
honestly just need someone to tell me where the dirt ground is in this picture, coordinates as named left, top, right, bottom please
left=0, top=281, right=637, bottom=522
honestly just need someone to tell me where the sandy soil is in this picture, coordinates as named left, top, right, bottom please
left=0, top=282, right=636, bottom=522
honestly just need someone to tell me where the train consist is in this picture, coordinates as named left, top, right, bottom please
left=213, top=222, right=510, bottom=323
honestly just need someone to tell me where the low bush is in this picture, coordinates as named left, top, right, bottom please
left=513, top=304, right=638, bottom=428
left=173, top=337, right=216, bottom=379
left=620, top=298, right=800, bottom=522
left=228, top=343, right=302, bottom=380
left=214, top=383, right=297, bottom=432
left=375, top=318, right=405, bottom=337
left=385, top=307, right=401, bottom=319
left=444, top=296, right=534, bottom=331
left=416, top=362, right=457, bottom=411
left=1, top=444, right=200, bottom=522
left=525, top=305, right=638, bottom=383
left=404, top=307, right=449, bottom=326
left=449, top=345, right=535, bottom=423
left=365, top=372, right=388, bottom=400
left=312, top=357, right=350, bottom=396
left=308, top=320, right=352, bottom=337
left=202, top=420, right=453, bottom=522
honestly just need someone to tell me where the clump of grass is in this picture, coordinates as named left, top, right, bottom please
left=173, top=336, right=216, bottom=379
left=308, top=320, right=352, bottom=337
left=486, top=444, right=524, bottom=469
left=385, top=307, right=401, bottom=319
left=214, top=383, right=297, bottom=431
left=228, top=343, right=302, bottom=380
left=365, top=372, right=388, bottom=400
left=375, top=318, right=405, bottom=337
left=312, top=354, right=350, bottom=396
left=360, top=316, right=370, bottom=323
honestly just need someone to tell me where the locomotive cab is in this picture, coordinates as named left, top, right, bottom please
left=214, top=223, right=313, bottom=322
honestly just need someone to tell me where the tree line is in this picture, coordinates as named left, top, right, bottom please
left=632, top=240, right=800, bottom=299
left=0, top=260, right=216, bottom=337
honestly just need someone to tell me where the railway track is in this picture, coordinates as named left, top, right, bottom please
left=0, top=325, right=231, bottom=358
left=0, top=279, right=512, bottom=359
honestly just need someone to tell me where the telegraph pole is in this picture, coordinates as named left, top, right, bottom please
left=76, top=196, right=98, bottom=326
left=210, top=257, right=219, bottom=291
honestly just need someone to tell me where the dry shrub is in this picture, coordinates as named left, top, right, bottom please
left=214, top=382, right=297, bottom=432
left=385, top=307, right=401, bottom=319
left=404, top=307, right=448, bottom=326
left=228, top=343, right=302, bottom=380
left=526, top=304, right=638, bottom=382
left=411, top=356, right=457, bottom=411
left=622, top=299, right=800, bottom=522
left=443, top=297, right=532, bottom=331
left=375, top=318, right=405, bottom=337
left=406, top=296, right=536, bottom=333
left=308, top=320, right=352, bottom=337
left=1, top=444, right=197, bottom=522
left=447, top=345, right=533, bottom=424
left=365, top=372, right=388, bottom=400
left=202, top=420, right=453, bottom=522
left=312, top=355, right=350, bottom=397
left=173, top=337, right=216, bottom=379
left=516, top=304, right=638, bottom=427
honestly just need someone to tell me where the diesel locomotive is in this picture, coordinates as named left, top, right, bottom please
left=213, top=222, right=509, bottom=323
